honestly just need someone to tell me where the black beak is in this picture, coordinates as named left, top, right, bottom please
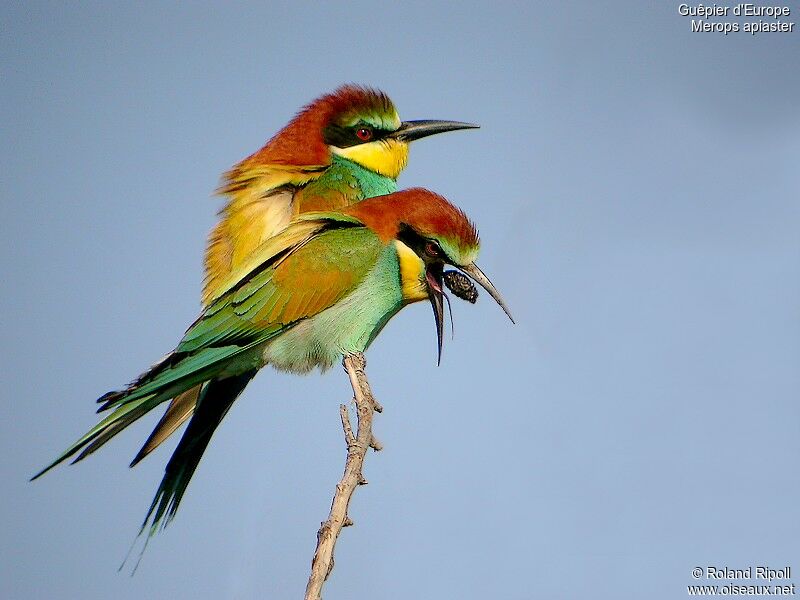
left=459, top=263, right=514, bottom=324
left=389, top=120, right=479, bottom=142
left=426, top=262, right=513, bottom=365
left=426, top=267, right=446, bottom=365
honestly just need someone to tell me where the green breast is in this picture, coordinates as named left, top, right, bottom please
left=305, top=155, right=397, bottom=205
left=263, top=243, right=404, bottom=373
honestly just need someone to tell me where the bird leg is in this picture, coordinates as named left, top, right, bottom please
left=304, top=352, right=381, bottom=600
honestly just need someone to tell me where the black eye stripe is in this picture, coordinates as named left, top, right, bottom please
left=323, top=123, right=391, bottom=148
left=398, top=224, right=446, bottom=263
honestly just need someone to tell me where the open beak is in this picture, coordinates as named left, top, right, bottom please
left=426, top=267, right=446, bottom=365
left=458, top=263, right=515, bottom=324
left=389, top=120, right=479, bottom=142
left=426, top=261, right=513, bottom=365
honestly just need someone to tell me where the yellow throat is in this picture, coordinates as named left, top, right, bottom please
left=332, top=139, right=410, bottom=179
left=394, top=240, right=428, bottom=302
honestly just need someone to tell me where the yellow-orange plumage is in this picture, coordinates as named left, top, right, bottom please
left=204, top=86, right=401, bottom=305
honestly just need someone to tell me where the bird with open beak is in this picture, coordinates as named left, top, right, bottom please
left=33, top=188, right=513, bottom=539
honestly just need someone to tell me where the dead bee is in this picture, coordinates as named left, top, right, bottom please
left=443, top=270, right=478, bottom=303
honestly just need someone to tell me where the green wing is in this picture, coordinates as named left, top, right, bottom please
left=177, top=225, right=384, bottom=351
left=33, top=217, right=384, bottom=479
left=206, top=211, right=364, bottom=303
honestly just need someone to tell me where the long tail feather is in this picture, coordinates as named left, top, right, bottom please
left=31, top=342, right=260, bottom=481
left=139, top=371, right=255, bottom=535
left=129, top=386, right=200, bottom=467
left=97, top=346, right=247, bottom=413
left=73, top=402, right=155, bottom=463
left=31, top=394, right=159, bottom=480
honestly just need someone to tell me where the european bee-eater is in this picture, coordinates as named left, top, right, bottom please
left=150, top=85, right=477, bottom=463
left=205, top=84, right=476, bottom=304
left=33, top=188, right=512, bottom=538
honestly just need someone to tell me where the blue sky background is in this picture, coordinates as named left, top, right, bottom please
left=2, top=2, right=799, bottom=598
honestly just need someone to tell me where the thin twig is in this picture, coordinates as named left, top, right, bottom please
left=304, top=353, right=380, bottom=600
left=339, top=405, right=356, bottom=448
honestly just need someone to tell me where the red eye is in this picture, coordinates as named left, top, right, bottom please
left=355, top=127, right=373, bottom=141
left=425, top=241, right=442, bottom=258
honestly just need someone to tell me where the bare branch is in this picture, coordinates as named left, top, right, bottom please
left=339, top=404, right=356, bottom=448
left=304, top=353, right=380, bottom=600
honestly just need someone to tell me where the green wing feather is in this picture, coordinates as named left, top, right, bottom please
left=32, top=214, right=384, bottom=510
left=125, top=211, right=371, bottom=464
left=30, top=342, right=264, bottom=480
left=132, top=225, right=385, bottom=539
left=177, top=226, right=383, bottom=351
left=206, top=211, right=363, bottom=304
